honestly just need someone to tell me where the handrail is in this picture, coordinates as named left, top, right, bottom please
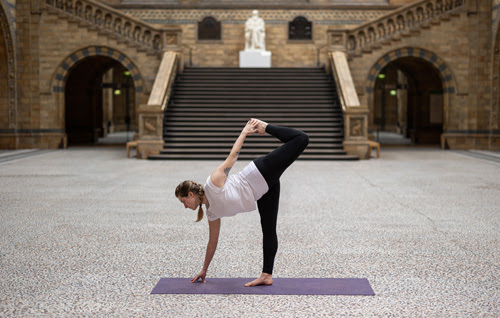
left=328, top=0, right=465, bottom=54
left=329, top=51, right=360, bottom=111
left=43, top=0, right=181, bottom=53
left=147, top=51, right=179, bottom=110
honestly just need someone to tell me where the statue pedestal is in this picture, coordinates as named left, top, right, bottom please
left=239, top=50, right=271, bottom=68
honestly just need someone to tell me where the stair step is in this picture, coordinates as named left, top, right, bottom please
left=183, top=67, right=324, bottom=72
left=168, top=103, right=339, bottom=108
left=163, top=142, right=343, bottom=149
left=166, top=115, right=342, bottom=120
left=167, top=110, right=340, bottom=115
left=165, top=119, right=342, bottom=124
left=175, top=84, right=333, bottom=89
left=164, top=136, right=344, bottom=143
left=172, top=99, right=337, bottom=104
left=164, top=126, right=342, bottom=132
left=149, top=153, right=358, bottom=161
left=159, top=148, right=349, bottom=154
left=173, top=90, right=335, bottom=95
left=165, top=130, right=342, bottom=136
left=176, top=79, right=330, bottom=83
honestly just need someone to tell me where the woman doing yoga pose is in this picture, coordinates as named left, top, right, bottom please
left=175, top=118, right=308, bottom=287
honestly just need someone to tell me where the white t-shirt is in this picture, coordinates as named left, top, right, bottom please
left=204, top=161, right=269, bottom=221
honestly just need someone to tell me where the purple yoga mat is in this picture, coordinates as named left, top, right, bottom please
left=151, top=278, right=375, bottom=295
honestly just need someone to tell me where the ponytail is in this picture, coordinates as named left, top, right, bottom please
left=196, top=205, right=204, bottom=223
left=175, top=180, right=205, bottom=222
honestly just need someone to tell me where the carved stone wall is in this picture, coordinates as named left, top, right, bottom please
left=124, top=8, right=389, bottom=67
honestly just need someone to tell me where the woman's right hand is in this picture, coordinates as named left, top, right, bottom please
left=242, top=119, right=258, bottom=136
left=191, top=270, right=207, bottom=283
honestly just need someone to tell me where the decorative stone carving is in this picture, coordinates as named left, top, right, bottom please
left=167, top=33, right=177, bottom=45
left=44, top=0, right=181, bottom=54
left=350, top=118, right=363, bottom=137
left=245, top=10, right=266, bottom=51
left=330, top=0, right=465, bottom=54
left=144, top=117, right=157, bottom=136
left=330, top=33, right=343, bottom=46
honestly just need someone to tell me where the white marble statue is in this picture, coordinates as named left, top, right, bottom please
left=245, top=10, right=266, bottom=51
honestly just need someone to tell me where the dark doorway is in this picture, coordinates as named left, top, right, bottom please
left=65, top=56, right=136, bottom=145
left=373, top=57, right=443, bottom=145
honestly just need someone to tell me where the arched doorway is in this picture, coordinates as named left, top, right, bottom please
left=64, top=57, right=137, bottom=145
left=373, top=57, right=443, bottom=145
left=52, top=46, right=144, bottom=147
left=366, top=48, right=456, bottom=146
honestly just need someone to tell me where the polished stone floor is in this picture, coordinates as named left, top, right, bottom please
left=0, top=147, right=498, bottom=317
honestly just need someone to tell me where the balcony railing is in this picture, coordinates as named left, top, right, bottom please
left=44, top=0, right=181, bottom=54
left=328, top=0, right=466, bottom=54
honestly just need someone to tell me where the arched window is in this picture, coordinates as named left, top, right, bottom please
left=289, top=16, right=312, bottom=40
left=198, top=17, right=221, bottom=41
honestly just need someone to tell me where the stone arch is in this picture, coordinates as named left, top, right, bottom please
left=0, top=1, right=16, bottom=129
left=364, top=47, right=458, bottom=144
left=51, top=46, right=145, bottom=137
left=365, top=47, right=457, bottom=95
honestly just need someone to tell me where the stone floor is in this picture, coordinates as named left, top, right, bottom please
left=0, top=147, right=498, bottom=317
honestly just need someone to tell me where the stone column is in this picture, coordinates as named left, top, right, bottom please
left=329, top=51, right=371, bottom=159
left=135, top=50, right=179, bottom=159
left=136, top=104, right=164, bottom=159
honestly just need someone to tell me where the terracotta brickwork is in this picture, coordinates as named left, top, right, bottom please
left=1, top=0, right=499, bottom=150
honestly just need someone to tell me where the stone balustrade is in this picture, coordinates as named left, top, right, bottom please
left=44, top=0, right=181, bottom=53
left=329, top=51, right=370, bottom=159
left=136, top=51, right=179, bottom=159
left=328, top=0, right=465, bottom=54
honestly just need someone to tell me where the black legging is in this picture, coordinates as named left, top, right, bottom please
left=253, top=124, right=309, bottom=274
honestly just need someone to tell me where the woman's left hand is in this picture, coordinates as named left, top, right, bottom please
left=191, top=270, right=207, bottom=283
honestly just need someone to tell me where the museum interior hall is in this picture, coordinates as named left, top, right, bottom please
left=0, top=0, right=499, bottom=159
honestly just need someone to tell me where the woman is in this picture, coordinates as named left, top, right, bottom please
left=175, top=118, right=308, bottom=287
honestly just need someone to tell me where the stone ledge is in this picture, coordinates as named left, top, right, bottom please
left=0, top=132, right=67, bottom=149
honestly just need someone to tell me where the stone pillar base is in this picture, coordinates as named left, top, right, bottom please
left=343, top=140, right=370, bottom=159
left=239, top=50, right=272, bottom=67
left=441, top=133, right=500, bottom=150
left=136, top=140, right=164, bottom=159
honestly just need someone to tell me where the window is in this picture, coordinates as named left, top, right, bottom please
left=288, top=16, right=312, bottom=41
left=198, top=17, right=221, bottom=41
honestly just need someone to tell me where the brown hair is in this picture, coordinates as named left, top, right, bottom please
left=175, top=180, right=205, bottom=222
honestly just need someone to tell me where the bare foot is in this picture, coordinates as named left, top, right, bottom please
left=244, top=273, right=273, bottom=287
left=255, top=119, right=268, bottom=136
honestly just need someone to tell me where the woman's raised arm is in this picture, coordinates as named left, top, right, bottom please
left=210, top=119, right=259, bottom=188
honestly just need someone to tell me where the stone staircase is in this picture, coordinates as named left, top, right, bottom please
left=149, top=68, right=358, bottom=160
